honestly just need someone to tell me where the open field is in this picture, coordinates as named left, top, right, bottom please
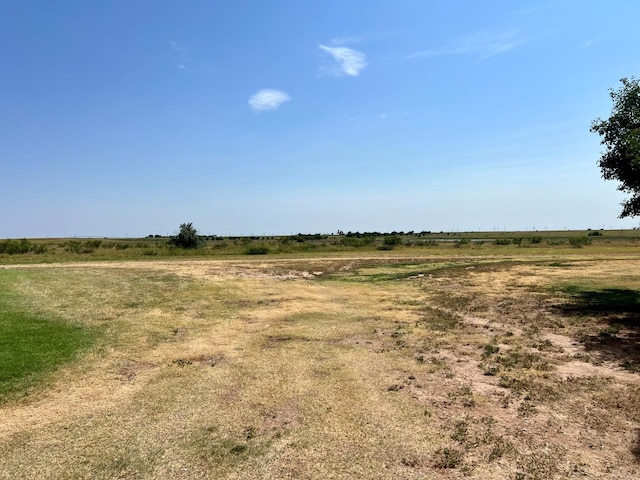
left=1, top=229, right=640, bottom=264
left=1, top=247, right=639, bottom=479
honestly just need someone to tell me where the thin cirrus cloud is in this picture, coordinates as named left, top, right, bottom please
left=248, top=89, right=291, bottom=112
left=169, top=40, right=189, bottom=70
left=407, top=28, right=526, bottom=61
left=319, top=44, right=367, bottom=77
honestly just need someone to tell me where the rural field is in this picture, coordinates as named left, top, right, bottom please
left=1, top=239, right=640, bottom=479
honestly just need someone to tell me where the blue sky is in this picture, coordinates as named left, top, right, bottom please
left=2, top=1, right=640, bottom=238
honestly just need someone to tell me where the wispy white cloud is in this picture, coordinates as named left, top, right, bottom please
left=168, top=41, right=216, bottom=72
left=407, top=28, right=525, bottom=61
left=169, top=41, right=190, bottom=70
left=169, top=41, right=186, bottom=56
left=248, top=89, right=291, bottom=112
left=319, top=44, right=367, bottom=77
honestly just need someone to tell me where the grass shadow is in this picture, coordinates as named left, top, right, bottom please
left=0, top=270, right=98, bottom=403
left=561, top=287, right=640, bottom=314
left=556, top=287, right=640, bottom=371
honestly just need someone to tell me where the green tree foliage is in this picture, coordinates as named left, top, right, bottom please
left=169, top=222, right=204, bottom=249
left=591, top=77, right=640, bottom=218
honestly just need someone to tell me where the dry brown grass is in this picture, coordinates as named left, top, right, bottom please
left=1, top=254, right=639, bottom=479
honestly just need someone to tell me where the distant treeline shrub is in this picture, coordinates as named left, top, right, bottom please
left=569, top=237, right=592, bottom=247
left=85, top=239, right=102, bottom=249
left=65, top=240, right=104, bottom=254
left=291, top=233, right=327, bottom=242
left=384, top=235, right=402, bottom=246
left=64, top=241, right=83, bottom=253
left=344, top=231, right=380, bottom=238
left=495, top=238, right=513, bottom=245
left=228, top=235, right=273, bottom=241
left=0, top=239, right=47, bottom=255
left=495, top=236, right=543, bottom=246
left=378, top=235, right=402, bottom=250
left=413, top=240, right=438, bottom=247
left=340, top=237, right=376, bottom=247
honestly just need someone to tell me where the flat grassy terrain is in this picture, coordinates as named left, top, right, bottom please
left=1, top=248, right=639, bottom=478
left=1, top=228, right=639, bottom=264
left=0, top=272, right=95, bottom=403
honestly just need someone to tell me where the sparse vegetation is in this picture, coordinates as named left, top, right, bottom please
left=433, top=447, right=463, bottom=468
left=1, top=228, right=638, bottom=263
left=0, top=238, right=47, bottom=255
left=1, top=247, right=639, bottom=479
left=569, top=236, right=592, bottom=247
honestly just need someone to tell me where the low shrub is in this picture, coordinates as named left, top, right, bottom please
left=0, top=239, right=47, bottom=255
left=85, top=239, right=102, bottom=249
left=64, top=241, right=83, bottom=254
left=569, top=237, right=592, bottom=247
left=383, top=235, right=402, bottom=247
left=340, top=237, right=375, bottom=248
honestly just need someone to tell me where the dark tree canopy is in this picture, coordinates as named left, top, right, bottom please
left=169, top=222, right=204, bottom=249
left=591, top=77, right=640, bottom=218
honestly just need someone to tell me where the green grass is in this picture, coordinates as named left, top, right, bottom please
left=0, top=274, right=95, bottom=402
